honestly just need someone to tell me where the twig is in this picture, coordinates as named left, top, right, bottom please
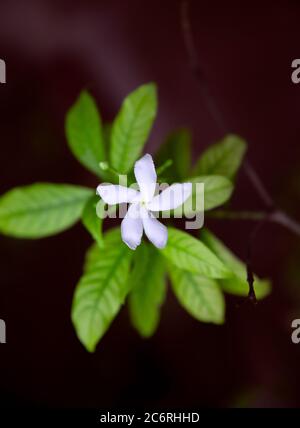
left=208, top=209, right=300, bottom=240
left=207, top=210, right=266, bottom=221
left=181, top=0, right=274, bottom=210
left=181, top=0, right=227, bottom=134
left=156, top=159, right=173, bottom=176
left=270, top=210, right=300, bottom=238
left=242, top=160, right=274, bottom=210
left=245, top=216, right=268, bottom=304
left=180, top=0, right=300, bottom=302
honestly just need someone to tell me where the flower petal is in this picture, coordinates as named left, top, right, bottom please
left=141, top=207, right=168, bottom=249
left=121, top=203, right=143, bottom=250
left=96, top=184, right=139, bottom=205
left=147, top=183, right=192, bottom=211
left=134, top=154, right=157, bottom=202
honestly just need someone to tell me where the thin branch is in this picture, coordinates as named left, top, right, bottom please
left=207, top=210, right=266, bottom=221
left=181, top=0, right=274, bottom=209
left=242, top=160, right=274, bottom=210
left=180, top=0, right=300, bottom=302
left=181, top=0, right=227, bottom=134
left=208, top=209, right=300, bottom=240
left=245, top=216, right=270, bottom=304
left=156, top=159, right=173, bottom=176
left=270, top=210, right=300, bottom=238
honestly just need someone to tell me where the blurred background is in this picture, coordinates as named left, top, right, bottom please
left=1, top=0, right=300, bottom=408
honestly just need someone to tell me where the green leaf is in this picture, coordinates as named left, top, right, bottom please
left=193, top=134, right=247, bottom=179
left=110, top=83, right=157, bottom=174
left=0, top=183, right=93, bottom=238
left=173, top=175, right=233, bottom=217
left=160, top=227, right=232, bottom=279
left=198, top=175, right=233, bottom=210
left=201, top=229, right=271, bottom=299
left=82, top=196, right=104, bottom=248
left=155, top=128, right=191, bottom=181
left=72, top=228, right=133, bottom=352
left=168, top=264, right=225, bottom=324
left=129, top=244, right=166, bottom=337
left=65, top=91, right=105, bottom=177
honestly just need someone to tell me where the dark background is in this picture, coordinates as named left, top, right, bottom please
left=1, top=0, right=300, bottom=408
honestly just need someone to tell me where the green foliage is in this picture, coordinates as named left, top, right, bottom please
left=197, top=175, right=233, bottom=210
left=129, top=244, right=166, bottom=337
left=0, top=183, right=92, bottom=238
left=82, top=196, right=104, bottom=248
left=110, top=83, right=157, bottom=174
left=201, top=229, right=271, bottom=299
left=168, top=264, right=225, bottom=324
left=160, top=227, right=232, bottom=279
left=0, top=83, right=272, bottom=350
left=72, top=228, right=133, bottom=352
left=193, top=134, right=247, bottom=179
left=155, top=128, right=191, bottom=182
left=65, top=91, right=106, bottom=177
left=173, top=175, right=233, bottom=217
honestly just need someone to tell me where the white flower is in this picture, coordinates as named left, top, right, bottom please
left=97, top=154, right=192, bottom=250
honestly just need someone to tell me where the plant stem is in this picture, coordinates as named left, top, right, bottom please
left=208, top=209, right=300, bottom=239
left=242, top=160, right=274, bottom=209
left=156, top=159, right=173, bottom=176
left=207, top=210, right=266, bottom=221
left=180, top=0, right=300, bottom=302
left=99, top=162, right=121, bottom=178
left=270, top=210, right=300, bottom=238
